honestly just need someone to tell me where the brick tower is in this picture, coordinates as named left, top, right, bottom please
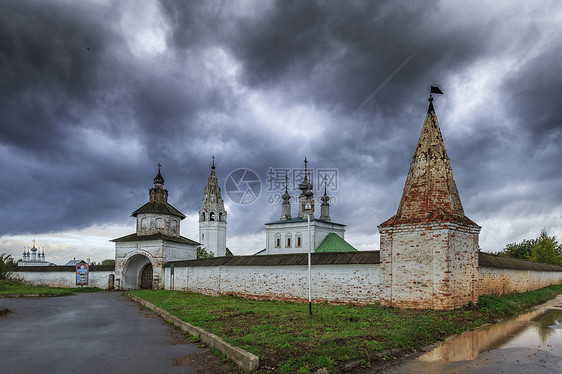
left=378, top=94, right=481, bottom=310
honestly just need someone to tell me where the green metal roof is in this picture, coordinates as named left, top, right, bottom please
left=131, top=202, right=186, bottom=219
left=315, top=233, right=357, bottom=253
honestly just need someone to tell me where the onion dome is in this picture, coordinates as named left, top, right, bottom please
left=298, top=157, right=313, bottom=193
left=154, top=163, right=164, bottom=185
left=282, top=175, right=291, bottom=202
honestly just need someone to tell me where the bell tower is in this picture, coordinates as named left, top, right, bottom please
left=199, top=157, right=227, bottom=257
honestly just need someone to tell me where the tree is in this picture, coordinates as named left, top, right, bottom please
left=101, top=259, right=115, bottom=266
left=196, top=246, right=214, bottom=259
left=501, top=239, right=535, bottom=260
left=0, top=253, right=15, bottom=280
left=528, top=229, right=561, bottom=266
left=500, top=229, right=562, bottom=266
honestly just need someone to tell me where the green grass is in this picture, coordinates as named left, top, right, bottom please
left=0, top=280, right=100, bottom=296
left=128, top=285, right=562, bottom=372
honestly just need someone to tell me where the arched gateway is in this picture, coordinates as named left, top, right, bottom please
left=122, top=254, right=154, bottom=289
left=112, top=166, right=199, bottom=290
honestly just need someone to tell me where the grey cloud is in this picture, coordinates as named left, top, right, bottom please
left=2, top=0, right=562, bottom=254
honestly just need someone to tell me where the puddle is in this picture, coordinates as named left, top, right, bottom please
left=418, top=308, right=562, bottom=362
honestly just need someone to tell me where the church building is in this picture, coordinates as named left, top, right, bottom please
left=262, top=158, right=357, bottom=255
left=112, top=165, right=199, bottom=289
left=18, top=240, right=53, bottom=266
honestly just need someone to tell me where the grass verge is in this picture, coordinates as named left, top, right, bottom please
left=0, top=280, right=100, bottom=296
left=128, top=285, right=562, bottom=373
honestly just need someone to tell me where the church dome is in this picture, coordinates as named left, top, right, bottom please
left=299, top=176, right=313, bottom=194
left=154, top=170, right=164, bottom=185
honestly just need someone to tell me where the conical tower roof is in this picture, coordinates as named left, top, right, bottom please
left=380, top=98, right=478, bottom=227
left=200, top=158, right=226, bottom=215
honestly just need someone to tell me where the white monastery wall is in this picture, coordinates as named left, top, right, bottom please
left=12, top=270, right=114, bottom=289
left=164, top=263, right=381, bottom=304
left=479, top=266, right=562, bottom=296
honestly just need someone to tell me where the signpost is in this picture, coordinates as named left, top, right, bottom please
left=170, top=263, right=175, bottom=290
left=76, top=262, right=89, bottom=286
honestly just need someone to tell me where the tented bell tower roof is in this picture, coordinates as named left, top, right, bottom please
left=380, top=96, right=478, bottom=228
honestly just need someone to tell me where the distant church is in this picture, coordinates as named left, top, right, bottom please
left=18, top=240, right=53, bottom=266
left=260, top=158, right=357, bottom=255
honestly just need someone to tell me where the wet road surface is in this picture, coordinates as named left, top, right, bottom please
left=0, top=292, right=205, bottom=374
left=387, top=294, right=562, bottom=374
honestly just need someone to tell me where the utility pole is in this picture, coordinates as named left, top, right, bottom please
left=304, top=185, right=314, bottom=316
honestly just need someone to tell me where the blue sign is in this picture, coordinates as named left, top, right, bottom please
left=76, top=263, right=89, bottom=286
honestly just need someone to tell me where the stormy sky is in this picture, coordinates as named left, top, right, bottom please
left=1, top=0, right=561, bottom=264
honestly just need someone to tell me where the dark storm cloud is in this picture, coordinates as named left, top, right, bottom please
left=1, top=0, right=562, bottom=254
left=0, top=1, right=220, bottom=234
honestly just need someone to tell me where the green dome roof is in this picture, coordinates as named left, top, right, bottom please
left=315, top=233, right=357, bottom=253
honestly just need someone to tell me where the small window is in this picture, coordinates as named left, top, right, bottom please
left=286, top=237, right=291, bottom=248
left=210, top=212, right=215, bottom=221
left=296, top=236, right=302, bottom=247
left=201, top=212, right=206, bottom=221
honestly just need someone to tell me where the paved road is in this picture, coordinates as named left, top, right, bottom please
left=0, top=292, right=205, bottom=374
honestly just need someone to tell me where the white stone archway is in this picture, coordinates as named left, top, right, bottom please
left=122, top=254, right=153, bottom=290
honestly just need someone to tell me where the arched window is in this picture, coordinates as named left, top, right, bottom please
left=274, top=233, right=281, bottom=248
left=171, top=220, right=178, bottom=234
left=141, top=217, right=148, bottom=230
left=296, top=236, right=302, bottom=247
left=286, top=236, right=292, bottom=248
left=201, top=212, right=206, bottom=221
left=156, top=218, right=165, bottom=230
left=219, top=212, right=223, bottom=222
left=210, top=212, right=215, bottom=221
